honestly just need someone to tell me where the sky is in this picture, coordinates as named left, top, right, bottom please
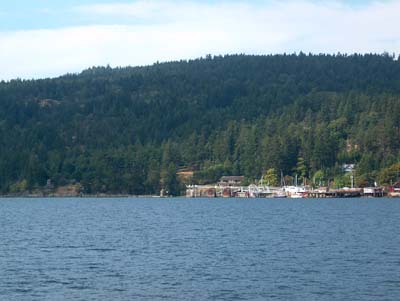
left=0, top=0, right=399, bottom=80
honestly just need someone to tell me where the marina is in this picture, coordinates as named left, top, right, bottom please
left=186, top=176, right=398, bottom=198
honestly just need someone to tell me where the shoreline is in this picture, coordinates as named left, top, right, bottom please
left=0, top=194, right=163, bottom=198
left=0, top=194, right=398, bottom=199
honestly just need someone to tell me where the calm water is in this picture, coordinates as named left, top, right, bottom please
left=1, top=197, right=400, bottom=300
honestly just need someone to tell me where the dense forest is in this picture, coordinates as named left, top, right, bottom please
left=1, top=53, right=400, bottom=195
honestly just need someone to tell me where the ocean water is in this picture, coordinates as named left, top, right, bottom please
left=0, top=197, right=399, bottom=300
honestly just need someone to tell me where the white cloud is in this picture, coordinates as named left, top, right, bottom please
left=1, top=0, right=399, bottom=80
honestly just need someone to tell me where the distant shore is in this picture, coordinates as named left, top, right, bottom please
left=1, top=193, right=399, bottom=199
left=0, top=193, right=163, bottom=198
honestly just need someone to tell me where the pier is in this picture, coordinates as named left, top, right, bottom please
left=308, top=188, right=363, bottom=198
left=186, top=183, right=389, bottom=198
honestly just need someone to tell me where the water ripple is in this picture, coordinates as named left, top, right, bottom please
left=0, top=197, right=400, bottom=300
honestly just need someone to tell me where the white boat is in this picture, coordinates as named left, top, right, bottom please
left=270, top=187, right=287, bottom=198
left=283, top=185, right=307, bottom=198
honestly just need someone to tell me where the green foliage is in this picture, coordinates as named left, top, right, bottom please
left=0, top=53, right=399, bottom=194
left=193, top=163, right=232, bottom=185
left=312, top=170, right=325, bottom=186
left=261, top=168, right=279, bottom=186
left=333, top=173, right=352, bottom=189
left=9, top=179, right=28, bottom=193
left=294, top=157, right=308, bottom=178
left=378, top=162, right=400, bottom=186
left=160, top=162, right=180, bottom=196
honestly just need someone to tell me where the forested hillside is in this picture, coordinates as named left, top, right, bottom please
left=1, top=53, right=400, bottom=195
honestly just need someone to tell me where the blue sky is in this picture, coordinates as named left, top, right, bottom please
left=0, top=0, right=381, bottom=30
left=1, top=0, right=134, bottom=30
left=0, top=0, right=399, bottom=80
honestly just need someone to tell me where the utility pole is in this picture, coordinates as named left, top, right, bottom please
left=350, top=171, right=354, bottom=189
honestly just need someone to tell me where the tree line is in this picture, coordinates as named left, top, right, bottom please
left=0, top=53, right=399, bottom=195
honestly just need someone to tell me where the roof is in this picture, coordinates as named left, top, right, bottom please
left=220, top=176, right=244, bottom=182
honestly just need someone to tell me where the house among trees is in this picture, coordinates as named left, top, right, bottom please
left=219, top=176, right=244, bottom=187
